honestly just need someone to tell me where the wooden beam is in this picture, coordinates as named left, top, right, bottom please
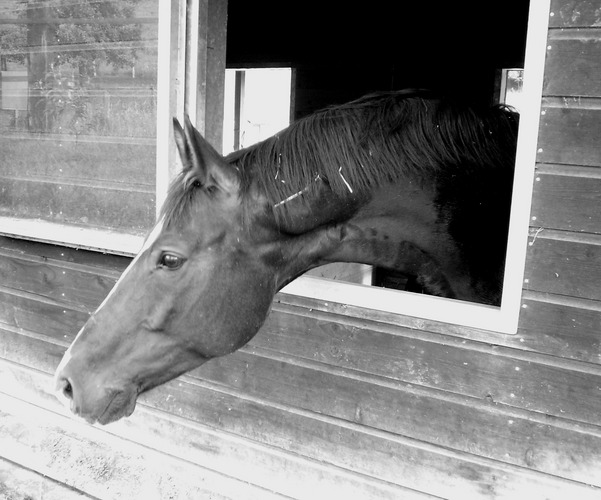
left=233, top=70, right=245, bottom=150
left=187, top=0, right=228, bottom=152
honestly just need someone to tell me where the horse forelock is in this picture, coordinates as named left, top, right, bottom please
left=225, top=90, right=518, bottom=207
left=160, top=169, right=207, bottom=230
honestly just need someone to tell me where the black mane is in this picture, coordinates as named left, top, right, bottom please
left=226, top=90, right=518, bottom=205
left=162, top=90, right=518, bottom=227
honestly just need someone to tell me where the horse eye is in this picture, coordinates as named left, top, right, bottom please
left=158, top=253, right=184, bottom=270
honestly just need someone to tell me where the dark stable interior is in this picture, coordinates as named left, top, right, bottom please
left=226, top=0, right=530, bottom=118
left=226, top=1, right=530, bottom=295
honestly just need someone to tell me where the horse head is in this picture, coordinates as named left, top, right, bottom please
left=54, top=117, right=288, bottom=424
left=54, top=92, right=517, bottom=424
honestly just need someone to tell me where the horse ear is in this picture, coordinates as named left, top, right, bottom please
left=172, top=115, right=239, bottom=194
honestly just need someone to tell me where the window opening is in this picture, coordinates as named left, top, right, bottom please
left=223, top=67, right=292, bottom=154
left=497, top=68, right=525, bottom=113
left=224, top=2, right=549, bottom=334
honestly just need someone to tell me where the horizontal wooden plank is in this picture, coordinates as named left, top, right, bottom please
left=5, top=273, right=601, bottom=430
left=549, top=1, right=601, bottom=28
left=538, top=104, right=601, bottom=167
left=531, top=165, right=601, bottom=233
left=525, top=230, right=601, bottom=301
left=5, top=315, right=601, bottom=488
left=0, top=398, right=290, bottom=500
left=0, top=456, right=92, bottom=500
left=3, top=359, right=601, bottom=499
left=200, top=349, right=601, bottom=485
left=251, top=309, right=601, bottom=424
left=19, top=366, right=601, bottom=496
left=0, top=361, right=444, bottom=500
left=6, top=269, right=599, bottom=426
left=274, top=294, right=601, bottom=365
left=0, top=217, right=143, bottom=256
left=0, top=248, right=118, bottom=311
left=0, top=326, right=67, bottom=371
left=150, top=372, right=601, bottom=498
left=0, top=289, right=89, bottom=341
left=2, top=236, right=599, bottom=368
left=518, top=292, right=601, bottom=364
left=0, top=236, right=130, bottom=273
left=0, top=238, right=598, bottom=492
left=544, top=34, right=601, bottom=97
left=1, top=268, right=601, bottom=432
left=144, top=379, right=528, bottom=497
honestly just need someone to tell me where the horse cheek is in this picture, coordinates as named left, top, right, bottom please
left=210, top=274, right=274, bottom=356
left=231, top=272, right=275, bottom=349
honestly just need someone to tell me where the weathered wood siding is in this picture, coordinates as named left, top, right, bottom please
left=1, top=1, right=601, bottom=498
left=524, top=0, right=601, bottom=365
left=2, top=236, right=601, bottom=499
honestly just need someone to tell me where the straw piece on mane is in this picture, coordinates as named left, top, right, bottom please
left=226, top=90, right=518, bottom=205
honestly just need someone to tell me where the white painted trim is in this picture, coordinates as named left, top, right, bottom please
left=155, top=0, right=186, bottom=217
left=498, top=0, right=552, bottom=333
left=185, top=0, right=200, bottom=127
left=282, top=277, right=506, bottom=332
left=282, top=0, right=552, bottom=335
left=0, top=218, right=143, bottom=256
left=155, top=0, right=174, bottom=217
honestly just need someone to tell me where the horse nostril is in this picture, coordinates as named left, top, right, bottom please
left=59, top=377, right=74, bottom=400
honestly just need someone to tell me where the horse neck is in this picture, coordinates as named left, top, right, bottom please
left=321, top=182, right=467, bottom=298
left=266, top=177, right=446, bottom=289
left=268, top=176, right=500, bottom=304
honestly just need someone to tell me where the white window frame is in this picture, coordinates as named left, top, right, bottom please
left=0, top=1, right=185, bottom=257
left=281, top=0, right=551, bottom=334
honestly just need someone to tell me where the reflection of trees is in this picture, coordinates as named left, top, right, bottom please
left=53, top=1, right=142, bottom=79
left=19, top=0, right=143, bottom=132
left=0, top=23, right=27, bottom=70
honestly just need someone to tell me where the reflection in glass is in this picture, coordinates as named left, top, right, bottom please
left=0, top=0, right=158, bottom=237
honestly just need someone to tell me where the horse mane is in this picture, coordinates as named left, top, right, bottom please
left=226, top=89, right=519, bottom=205
left=161, top=90, right=518, bottom=227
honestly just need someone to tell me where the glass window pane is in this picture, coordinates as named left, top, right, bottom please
left=0, top=0, right=158, bottom=238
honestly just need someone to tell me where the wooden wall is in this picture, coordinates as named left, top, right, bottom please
left=2, top=0, right=601, bottom=498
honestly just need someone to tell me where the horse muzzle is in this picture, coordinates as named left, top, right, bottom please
left=54, top=363, right=138, bottom=425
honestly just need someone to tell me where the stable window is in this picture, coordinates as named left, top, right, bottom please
left=277, top=1, right=550, bottom=334
left=0, top=1, right=550, bottom=335
left=221, top=3, right=549, bottom=334
left=0, top=0, right=170, bottom=254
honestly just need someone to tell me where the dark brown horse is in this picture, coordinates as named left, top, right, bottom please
left=54, top=90, right=518, bottom=424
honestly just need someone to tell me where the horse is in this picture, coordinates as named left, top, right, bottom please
left=54, top=90, right=518, bottom=424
